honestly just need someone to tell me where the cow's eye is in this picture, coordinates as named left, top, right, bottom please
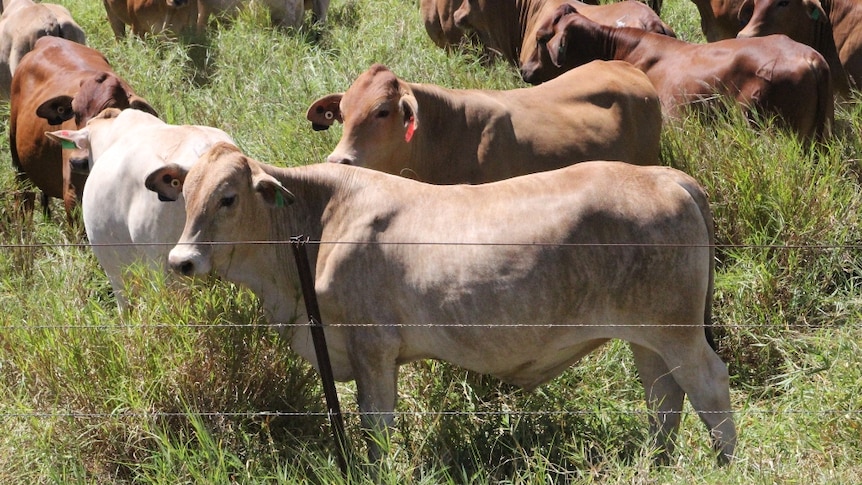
left=219, top=195, right=236, bottom=208
left=377, top=109, right=390, bottom=119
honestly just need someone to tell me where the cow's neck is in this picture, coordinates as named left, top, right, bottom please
left=405, top=83, right=493, bottom=184
left=607, top=28, right=667, bottom=73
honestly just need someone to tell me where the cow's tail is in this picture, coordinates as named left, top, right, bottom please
left=676, top=172, right=717, bottom=352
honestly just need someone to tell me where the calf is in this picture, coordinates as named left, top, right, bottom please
left=306, top=61, right=662, bottom=184
left=46, top=108, right=234, bottom=309
left=153, top=142, right=737, bottom=463
left=0, top=0, right=85, bottom=99
left=524, top=5, right=833, bottom=141
left=10, top=36, right=157, bottom=219
left=737, top=0, right=861, bottom=95
left=452, top=0, right=674, bottom=67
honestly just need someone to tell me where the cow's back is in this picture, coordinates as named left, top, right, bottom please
left=499, top=60, right=662, bottom=171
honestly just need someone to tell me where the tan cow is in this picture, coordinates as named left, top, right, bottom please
left=152, top=142, right=736, bottom=464
left=452, top=0, right=674, bottom=67
left=420, top=0, right=467, bottom=48
left=737, top=0, right=861, bottom=95
left=524, top=5, right=833, bottom=141
left=305, top=61, right=661, bottom=184
left=0, top=0, right=85, bottom=99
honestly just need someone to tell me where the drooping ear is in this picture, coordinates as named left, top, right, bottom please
left=400, top=93, right=418, bottom=142
left=129, top=96, right=159, bottom=118
left=44, top=128, right=90, bottom=150
left=145, top=163, right=189, bottom=202
left=252, top=170, right=296, bottom=208
left=306, top=94, right=344, bottom=131
left=36, top=95, right=75, bottom=125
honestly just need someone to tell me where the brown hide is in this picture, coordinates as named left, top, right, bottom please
left=530, top=6, right=832, bottom=141
left=9, top=36, right=157, bottom=218
left=102, top=0, right=197, bottom=38
left=737, top=0, right=860, bottom=95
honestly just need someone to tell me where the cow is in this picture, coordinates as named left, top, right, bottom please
left=521, top=5, right=833, bottom=141
left=102, top=0, right=198, bottom=38
left=305, top=61, right=662, bottom=185
left=420, top=0, right=467, bottom=48
left=690, top=0, right=748, bottom=41
left=151, top=142, right=737, bottom=464
left=195, top=0, right=329, bottom=33
left=44, top=108, right=234, bottom=310
left=736, top=0, right=861, bottom=96
left=451, top=0, right=674, bottom=67
left=9, top=36, right=157, bottom=219
left=0, top=0, right=86, bottom=99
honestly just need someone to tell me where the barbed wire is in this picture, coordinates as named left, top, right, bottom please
left=0, top=408, right=859, bottom=420
left=1, top=240, right=861, bottom=250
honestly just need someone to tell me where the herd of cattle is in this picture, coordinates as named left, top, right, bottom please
left=4, top=0, right=861, bottom=466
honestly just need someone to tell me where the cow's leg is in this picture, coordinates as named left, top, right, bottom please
left=349, top=335, right=400, bottom=462
left=660, top=340, right=736, bottom=464
left=630, top=343, right=685, bottom=463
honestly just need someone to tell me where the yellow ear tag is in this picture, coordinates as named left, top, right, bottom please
left=275, top=190, right=285, bottom=208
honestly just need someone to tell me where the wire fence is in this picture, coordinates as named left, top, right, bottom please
left=1, top=238, right=860, bottom=428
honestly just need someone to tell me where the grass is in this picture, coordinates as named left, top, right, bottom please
left=1, top=0, right=862, bottom=482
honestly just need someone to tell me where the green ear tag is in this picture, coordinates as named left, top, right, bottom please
left=809, top=7, right=821, bottom=20
left=275, top=190, right=285, bottom=208
left=60, top=140, right=77, bottom=149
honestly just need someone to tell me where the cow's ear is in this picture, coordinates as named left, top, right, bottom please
left=129, top=96, right=159, bottom=118
left=400, top=93, right=418, bottom=142
left=35, top=95, right=75, bottom=125
left=44, top=128, right=90, bottom=150
left=252, top=171, right=296, bottom=208
left=145, top=163, right=189, bottom=202
left=806, top=1, right=826, bottom=22
left=306, top=94, right=343, bottom=131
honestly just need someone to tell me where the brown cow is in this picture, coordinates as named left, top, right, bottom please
left=0, top=0, right=85, bottom=99
left=9, top=36, right=157, bottom=219
left=690, top=0, right=748, bottom=41
left=737, top=0, right=860, bottom=96
left=420, top=0, right=467, bottom=48
left=306, top=61, right=662, bottom=184
left=523, top=5, right=833, bottom=141
left=452, top=0, right=673, bottom=67
left=102, top=0, right=198, bottom=38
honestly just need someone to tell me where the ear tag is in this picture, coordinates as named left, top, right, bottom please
left=170, top=178, right=181, bottom=188
left=405, top=116, right=416, bottom=143
left=275, top=190, right=286, bottom=208
left=324, top=111, right=334, bottom=121
left=60, top=139, right=77, bottom=149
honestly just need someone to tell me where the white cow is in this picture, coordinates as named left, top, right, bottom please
left=196, top=0, right=329, bottom=31
left=46, top=108, right=234, bottom=310
left=151, top=142, right=737, bottom=464
left=0, top=0, right=85, bottom=99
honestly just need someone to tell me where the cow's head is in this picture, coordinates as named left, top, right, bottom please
left=306, top=64, right=419, bottom=172
left=544, top=7, right=603, bottom=71
left=520, top=3, right=579, bottom=84
left=35, top=72, right=157, bottom=127
left=737, top=0, right=828, bottom=44
left=153, top=142, right=295, bottom=278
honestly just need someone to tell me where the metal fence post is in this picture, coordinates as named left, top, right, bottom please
left=290, top=236, right=350, bottom=475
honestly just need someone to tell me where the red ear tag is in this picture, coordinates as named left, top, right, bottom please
left=405, top=116, right=415, bottom=143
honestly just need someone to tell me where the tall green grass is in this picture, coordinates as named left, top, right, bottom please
left=1, top=0, right=861, bottom=482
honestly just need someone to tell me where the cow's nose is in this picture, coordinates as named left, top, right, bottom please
left=170, top=258, right=195, bottom=276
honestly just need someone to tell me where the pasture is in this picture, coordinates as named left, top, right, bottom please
left=1, top=0, right=861, bottom=482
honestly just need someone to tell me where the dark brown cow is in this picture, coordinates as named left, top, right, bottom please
left=9, top=36, right=157, bottom=218
left=523, top=5, right=833, bottom=141
left=737, top=0, right=861, bottom=95
left=452, top=0, right=674, bottom=67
